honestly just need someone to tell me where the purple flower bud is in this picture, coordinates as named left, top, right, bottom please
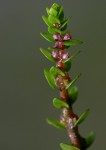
left=53, top=42, right=58, bottom=48
left=63, top=33, right=71, bottom=41
left=53, top=34, right=58, bottom=40
left=52, top=51, right=58, bottom=59
left=62, top=52, right=70, bottom=60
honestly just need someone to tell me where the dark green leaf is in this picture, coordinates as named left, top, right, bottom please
left=48, top=26, right=62, bottom=34
left=63, top=51, right=80, bottom=63
left=60, top=16, right=72, bottom=30
left=64, top=61, right=71, bottom=71
left=58, top=6, right=64, bottom=20
left=60, top=143, right=80, bottom=150
left=40, top=48, right=56, bottom=62
left=50, top=66, right=65, bottom=76
left=42, top=15, right=52, bottom=27
left=40, top=32, right=55, bottom=43
left=52, top=3, right=60, bottom=11
left=53, top=98, right=69, bottom=109
left=68, top=86, right=78, bottom=103
left=66, top=73, right=81, bottom=89
left=46, top=7, right=50, bottom=15
left=44, top=69, right=57, bottom=89
left=47, top=118, right=65, bottom=129
left=86, top=131, right=96, bottom=148
left=74, top=109, right=90, bottom=127
left=48, top=15, right=60, bottom=24
left=49, top=8, right=58, bottom=16
left=63, top=39, right=83, bottom=46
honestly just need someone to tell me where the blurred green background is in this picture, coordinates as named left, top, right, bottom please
left=0, top=0, right=106, bottom=150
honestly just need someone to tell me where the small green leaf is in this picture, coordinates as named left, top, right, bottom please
left=66, top=73, right=81, bottom=89
left=40, top=48, right=56, bottom=62
left=60, top=143, right=80, bottom=150
left=53, top=98, right=69, bottom=109
left=64, top=61, right=71, bottom=71
left=68, top=86, right=78, bottom=103
left=44, top=69, right=57, bottom=89
left=58, top=6, right=64, bottom=20
left=63, top=51, right=80, bottom=63
left=47, top=118, right=65, bottom=129
left=52, top=3, right=60, bottom=11
left=48, top=26, right=62, bottom=34
left=60, top=16, right=72, bottom=30
left=48, top=15, right=60, bottom=24
left=86, top=131, right=96, bottom=148
left=74, top=109, right=90, bottom=127
left=40, top=32, right=55, bottom=43
left=46, top=7, right=50, bottom=15
left=42, top=15, right=52, bottom=27
left=50, top=66, right=65, bottom=77
left=49, top=7, right=58, bottom=16
left=63, top=39, right=83, bottom=46
left=48, top=47, right=57, bottom=51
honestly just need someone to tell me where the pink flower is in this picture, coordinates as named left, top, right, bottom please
left=53, top=34, right=58, bottom=40
left=62, top=52, right=70, bottom=60
left=63, top=33, right=71, bottom=41
left=52, top=51, right=58, bottom=59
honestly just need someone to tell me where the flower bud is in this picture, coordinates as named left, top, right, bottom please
left=62, top=52, right=70, bottom=60
left=52, top=51, right=58, bottom=59
left=63, top=33, right=71, bottom=41
left=53, top=34, right=58, bottom=40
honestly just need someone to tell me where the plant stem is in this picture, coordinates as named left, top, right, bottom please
left=56, top=73, right=87, bottom=150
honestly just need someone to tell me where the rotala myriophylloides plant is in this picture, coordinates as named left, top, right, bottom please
left=40, top=3, right=95, bottom=150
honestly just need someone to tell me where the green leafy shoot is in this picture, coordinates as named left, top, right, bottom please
left=53, top=98, right=69, bottom=109
left=74, top=109, right=90, bottom=127
left=40, top=48, right=56, bottom=62
left=86, top=131, right=96, bottom=148
left=47, top=118, right=66, bottom=130
left=63, top=39, right=83, bottom=46
left=50, top=66, right=65, bottom=77
left=63, top=50, right=81, bottom=63
left=66, top=73, right=81, bottom=89
left=40, top=32, right=55, bottom=43
left=68, top=86, right=78, bottom=103
left=44, top=69, right=57, bottom=89
left=60, top=143, right=80, bottom=150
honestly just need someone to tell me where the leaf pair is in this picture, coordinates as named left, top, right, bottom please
left=44, top=66, right=65, bottom=89
left=60, top=133, right=95, bottom=150
left=46, top=3, right=64, bottom=21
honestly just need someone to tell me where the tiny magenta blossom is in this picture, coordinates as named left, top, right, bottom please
left=63, top=33, right=71, bottom=41
left=62, top=52, right=70, bottom=60
left=52, top=51, right=58, bottom=59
